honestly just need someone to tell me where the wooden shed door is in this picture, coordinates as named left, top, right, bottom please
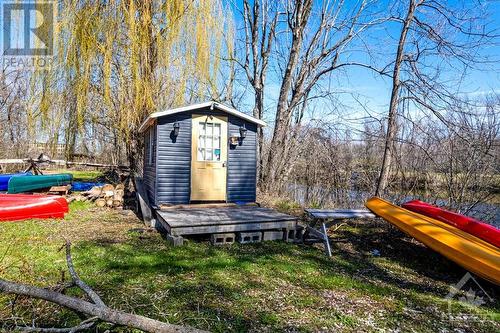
left=191, top=114, right=228, bottom=201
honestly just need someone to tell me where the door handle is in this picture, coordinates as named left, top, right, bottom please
left=222, top=162, right=227, bottom=167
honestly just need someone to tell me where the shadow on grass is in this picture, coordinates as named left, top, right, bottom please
left=68, top=225, right=499, bottom=332
left=329, top=222, right=499, bottom=301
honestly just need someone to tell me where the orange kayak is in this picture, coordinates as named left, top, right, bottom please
left=366, top=197, right=500, bottom=285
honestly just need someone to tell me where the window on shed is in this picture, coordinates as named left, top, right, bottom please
left=197, top=122, right=221, bottom=161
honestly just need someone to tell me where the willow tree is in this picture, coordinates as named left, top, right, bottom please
left=33, top=0, right=228, bottom=173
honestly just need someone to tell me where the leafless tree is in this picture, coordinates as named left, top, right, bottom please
left=374, top=0, right=498, bottom=195
left=0, top=69, right=30, bottom=160
left=231, top=0, right=279, bottom=182
left=257, top=0, right=383, bottom=190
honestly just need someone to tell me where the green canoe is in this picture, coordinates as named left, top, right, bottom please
left=7, top=174, right=73, bottom=194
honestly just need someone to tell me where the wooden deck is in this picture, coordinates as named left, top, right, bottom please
left=155, top=206, right=297, bottom=236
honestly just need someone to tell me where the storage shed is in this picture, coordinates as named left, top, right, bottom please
left=139, top=101, right=266, bottom=207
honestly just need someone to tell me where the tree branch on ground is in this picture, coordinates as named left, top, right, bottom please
left=0, top=242, right=207, bottom=333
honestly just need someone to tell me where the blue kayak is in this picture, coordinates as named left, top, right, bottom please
left=72, top=181, right=106, bottom=191
left=0, top=172, right=31, bottom=191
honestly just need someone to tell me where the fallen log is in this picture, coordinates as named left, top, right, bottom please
left=0, top=241, right=207, bottom=333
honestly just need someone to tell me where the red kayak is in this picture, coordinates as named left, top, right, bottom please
left=0, top=194, right=69, bottom=222
left=402, top=200, right=500, bottom=248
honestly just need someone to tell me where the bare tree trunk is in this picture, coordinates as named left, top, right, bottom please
left=254, top=87, right=264, bottom=182
left=262, top=0, right=312, bottom=190
left=240, top=0, right=277, bottom=185
left=126, top=131, right=141, bottom=177
left=375, top=0, right=418, bottom=196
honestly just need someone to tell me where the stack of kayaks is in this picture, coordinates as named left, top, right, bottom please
left=7, top=173, right=73, bottom=194
left=0, top=172, right=31, bottom=191
left=366, top=197, right=500, bottom=285
left=0, top=194, right=69, bottom=221
left=402, top=200, right=500, bottom=248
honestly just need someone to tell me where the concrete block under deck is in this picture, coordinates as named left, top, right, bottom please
left=238, top=231, right=262, bottom=243
left=155, top=206, right=298, bottom=237
left=263, top=230, right=284, bottom=241
left=211, top=233, right=236, bottom=245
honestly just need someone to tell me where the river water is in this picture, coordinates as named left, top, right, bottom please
left=286, top=184, right=500, bottom=228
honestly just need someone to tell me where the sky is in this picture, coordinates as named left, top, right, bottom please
left=229, top=0, right=500, bottom=132
left=1, top=0, right=498, bottom=138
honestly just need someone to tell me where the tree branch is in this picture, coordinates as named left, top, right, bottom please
left=0, top=242, right=207, bottom=333
left=63, top=240, right=105, bottom=307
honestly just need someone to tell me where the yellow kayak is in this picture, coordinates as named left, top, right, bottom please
left=365, top=197, right=500, bottom=285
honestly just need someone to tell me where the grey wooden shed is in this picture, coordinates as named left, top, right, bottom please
left=139, top=101, right=266, bottom=207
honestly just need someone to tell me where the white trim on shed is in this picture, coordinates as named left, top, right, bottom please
left=138, top=101, right=267, bottom=133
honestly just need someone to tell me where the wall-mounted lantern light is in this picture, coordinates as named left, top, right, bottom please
left=239, top=124, right=247, bottom=139
left=173, top=122, right=180, bottom=136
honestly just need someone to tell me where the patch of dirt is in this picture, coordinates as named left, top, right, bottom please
left=321, top=289, right=389, bottom=330
left=50, top=207, right=146, bottom=244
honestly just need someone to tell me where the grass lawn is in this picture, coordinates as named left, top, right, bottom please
left=0, top=202, right=498, bottom=332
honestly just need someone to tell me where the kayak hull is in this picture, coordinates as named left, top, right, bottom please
left=0, top=172, right=31, bottom=191
left=402, top=200, right=500, bottom=248
left=366, top=197, right=500, bottom=285
left=0, top=194, right=69, bottom=221
left=7, top=174, right=73, bottom=194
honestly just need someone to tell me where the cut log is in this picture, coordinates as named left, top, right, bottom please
left=102, top=184, right=114, bottom=192
left=103, top=190, right=114, bottom=198
left=115, top=184, right=125, bottom=191
left=106, top=199, right=114, bottom=207
left=68, top=195, right=87, bottom=203
left=95, top=198, right=106, bottom=207
left=83, top=186, right=102, bottom=199
left=112, top=200, right=123, bottom=207
left=114, top=189, right=125, bottom=197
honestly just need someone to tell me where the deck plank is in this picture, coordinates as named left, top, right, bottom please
left=158, top=207, right=296, bottom=227
left=155, top=206, right=298, bottom=236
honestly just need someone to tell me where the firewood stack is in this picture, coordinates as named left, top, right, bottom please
left=79, top=184, right=125, bottom=208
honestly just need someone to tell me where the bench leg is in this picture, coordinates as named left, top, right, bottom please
left=322, top=223, right=332, bottom=257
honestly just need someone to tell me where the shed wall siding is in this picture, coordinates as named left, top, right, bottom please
left=143, top=125, right=157, bottom=206
left=227, top=115, right=257, bottom=202
left=154, top=107, right=257, bottom=205
left=156, top=113, right=192, bottom=204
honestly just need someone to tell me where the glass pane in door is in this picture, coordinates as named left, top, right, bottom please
left=197, top=121, right=222, bottom=161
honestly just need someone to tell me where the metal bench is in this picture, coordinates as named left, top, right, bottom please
left=303, top=209, right=376, bottom=256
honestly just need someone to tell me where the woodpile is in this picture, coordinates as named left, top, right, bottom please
left=71, top=184, right=125, bottom=208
